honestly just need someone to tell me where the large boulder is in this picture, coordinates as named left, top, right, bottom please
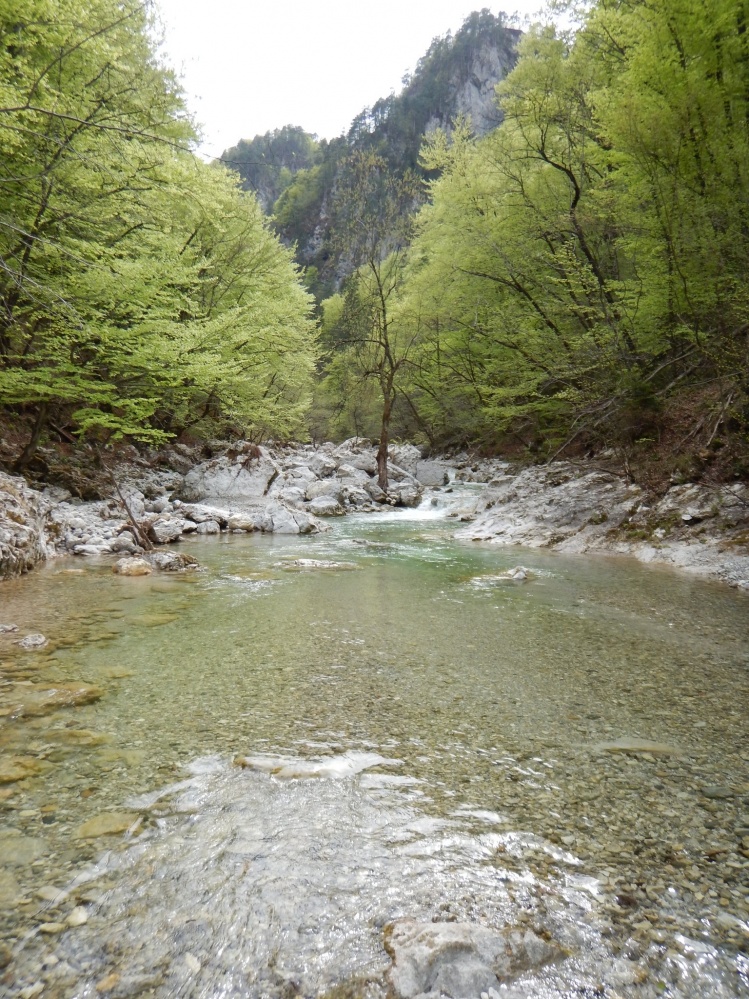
left=306, top=480, right=344, bottom=503
left=0, top=472, right=51, bottom=578
left=415, top=460, right=449, bottom=487
left=307, top=452, right=337, bottom=478
left=388, top=444, right=422, bottom=476
left=384, top=920, right=562, bottom=999
left=178, top=449, right=280, bottom=503
left=308, top=496, right=344, bottom=517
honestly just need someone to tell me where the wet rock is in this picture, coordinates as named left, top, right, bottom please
left=14, top=633, right=48, bottom=649
left=0, top=867, right=21, bottom=904
left=0, top=834, right=46, bottom=865
left=390, top=484, right=423, bottom=508
left=701, top=785, right=735, bottom=800
left=597, top=739, right=683, bottom=757
left=39, top=922, right=65, bottom=934
left=146, top=550, right=200, bottom=572
left=95, top=972, right=121, bottom=992
left=236, top=750, right=399, bottom=779
left=0, top=755, right=43, bottom=783
left=0, top=623, right=19, bottom=633
left=67, top=906, right=89, bottom=926
left=45, top=728, right=110, bottom=747
left=76, top=811, right=139, bottom=838
left=276, top=559, right=358, bottom=571
left=113, top=556, right=152, bottom=576
left=3, top=681, right=103, bottom=718
left=384, top=920, right=562, bottom=998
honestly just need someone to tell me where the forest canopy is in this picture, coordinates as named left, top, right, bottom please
left=0, top=0, right=317, bottom=468
left=313, top=0, right=749, bottom=479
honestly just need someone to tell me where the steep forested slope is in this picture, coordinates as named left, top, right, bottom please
left=0, top=0, right=317, bottom=470
left=315, top=0, right=749, bottom=482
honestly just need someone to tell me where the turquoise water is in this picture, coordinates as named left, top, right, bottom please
left=0, top=501, right=747, bottom=997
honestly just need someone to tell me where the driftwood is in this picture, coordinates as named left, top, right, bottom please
left=97, top=449, right=154, bottom=551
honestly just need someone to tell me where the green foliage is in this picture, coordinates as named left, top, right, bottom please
left=221, top=125, right=321, bottom=211
left=0, top=0, right=317, bottom=461
left=395, top=0, right=749, bottom=460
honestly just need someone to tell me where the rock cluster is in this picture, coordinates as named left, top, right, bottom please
left=0, top=440, right=449, bottom=577
left=452, top=459, right=749, bottom=588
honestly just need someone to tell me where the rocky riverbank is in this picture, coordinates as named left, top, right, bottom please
left=0, top=440, right=444, bottom=579
left=1, top=441, right=748, bottom=589
left=447, top=457, right=749, bottom=591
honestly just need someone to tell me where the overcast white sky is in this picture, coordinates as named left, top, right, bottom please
left=152, top=1, right=551, bottom=159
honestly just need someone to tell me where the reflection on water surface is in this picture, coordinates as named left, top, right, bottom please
left=0, top=499, right=747, bottom=997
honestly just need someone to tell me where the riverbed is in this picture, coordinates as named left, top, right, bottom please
left=0, top=497, right=747, bottom=998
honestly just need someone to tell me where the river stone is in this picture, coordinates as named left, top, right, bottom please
left=67, top=905, right=89, bottom=926
left=276, top=559, right=358, bottom=571
left=364, top=480, right=387, bottom=502
left=597, top=738, right=683, bottom=757
left=110, top=534, right=138, bottom=554
left=384, top=920, right=562, bottom=997
left=0, top=867, right=21, bottom=904
left=391, top=484, right=423, bottom=508
left=113, top=557, right=152, bottom=576
left=0, top=834, right=46, bottom=865
left=307, top=453, right=337, bottom=478
left=226, top=511, right=262, bottom=532
left=701, top=785, right=735, bottom=799
left=0, top=755, right=43, bottom=783
left=14, top=633, right=48, bottom=649
left=45, top=728, right=110, bottom=747
left=4, top=682, right=103, bottom=718
left=76, top=811, right=139, bottom=838
left=178, top=450, right=280, bottom=503
left=0, top=623, right=19, bottom=633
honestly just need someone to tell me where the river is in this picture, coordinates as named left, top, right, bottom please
left=0, top=494, right=747, bottom=998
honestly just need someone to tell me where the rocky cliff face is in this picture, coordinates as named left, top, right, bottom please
left=423, top=31, right=520, bottom=137
left=0, top=472, right=50, bottom=578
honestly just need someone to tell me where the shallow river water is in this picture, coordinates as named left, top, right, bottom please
left=0, top=495, right=748, bottom=999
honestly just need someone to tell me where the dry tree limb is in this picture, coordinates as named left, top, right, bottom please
left=97, top=448, right=154, bottom=551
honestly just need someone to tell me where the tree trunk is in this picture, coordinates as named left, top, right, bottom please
left=13, top=402, right=48, bottom=474
left=376, top=392, right=393, bottom=491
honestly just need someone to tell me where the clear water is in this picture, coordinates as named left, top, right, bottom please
left=0, top=495, right=747, bottom=998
